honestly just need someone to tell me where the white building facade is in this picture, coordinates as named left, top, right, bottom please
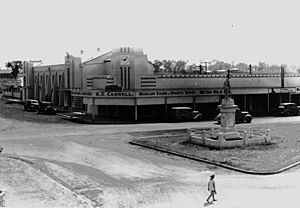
left=23, top=47, right=300, bottom=121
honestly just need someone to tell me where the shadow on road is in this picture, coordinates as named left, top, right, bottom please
left=204, top=201, right=214, bottom=207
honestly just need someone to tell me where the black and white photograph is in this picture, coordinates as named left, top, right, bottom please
left=0, top=0, right=300, bottom=207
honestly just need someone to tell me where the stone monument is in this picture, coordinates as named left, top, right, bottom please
left=220, top=70, right=238, bottom=130
left=188, top=69, right=271, bottom=149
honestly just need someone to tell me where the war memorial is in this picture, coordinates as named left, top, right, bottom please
left=188, top=70, right=271, bottom=149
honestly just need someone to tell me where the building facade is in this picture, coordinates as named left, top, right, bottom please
left=0, top=69, right=23, bottom=98
left=23, top=47, right=300, bottom=121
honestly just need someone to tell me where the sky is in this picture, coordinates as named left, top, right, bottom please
left=1, top=0, right=300, bottom=68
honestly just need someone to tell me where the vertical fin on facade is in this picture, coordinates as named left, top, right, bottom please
left=120, top=47, right=130, bottom=53
left=128, top=67, right=130, bottom=89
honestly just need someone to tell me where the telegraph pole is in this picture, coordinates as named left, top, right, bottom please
left=249, top=64, right=252, bottom=75
left=198, top=63, right=202, bottom=74
left=281, top=64, right=285, bottom=88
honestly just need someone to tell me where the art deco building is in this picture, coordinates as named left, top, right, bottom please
left=23, top=47, right=300, bottom=121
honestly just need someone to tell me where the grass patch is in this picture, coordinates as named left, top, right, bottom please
left=131, top=125, right=300, bottom=172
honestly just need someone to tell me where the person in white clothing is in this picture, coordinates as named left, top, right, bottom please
left=206, top=174, right=217, bottom=203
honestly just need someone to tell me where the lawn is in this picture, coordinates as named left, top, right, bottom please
left=130, top=123, right=300, bottom=173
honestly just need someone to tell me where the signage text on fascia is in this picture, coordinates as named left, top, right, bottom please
left=268, top=88, right=296, bottom=93
left=72, top=89, right=224, bottom=97
left=138, top=89, right=223, bottom=97
left=94, top=91, right=134, bottom=97
left=71, top=91, right=92, bottom=96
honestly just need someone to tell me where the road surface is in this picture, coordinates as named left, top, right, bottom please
left=0, top=115, right=300, bottom=207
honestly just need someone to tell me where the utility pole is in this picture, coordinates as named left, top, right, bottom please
left=249, top=64, right=252, bottom=75
left=281, top=64, right=285, bottom=88
left=198, top=63, right=202, bottom=74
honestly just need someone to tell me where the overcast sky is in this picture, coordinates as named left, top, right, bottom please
left=1, top=0, right=300, bottom=68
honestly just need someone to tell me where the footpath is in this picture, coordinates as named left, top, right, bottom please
left=0, top=156, right=92, bottom=208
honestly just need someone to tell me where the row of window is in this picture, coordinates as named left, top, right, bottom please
left=34, top=73, right=63, bottom=88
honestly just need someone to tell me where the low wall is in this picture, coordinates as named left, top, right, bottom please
left=188, top=127, right=271, bottom=149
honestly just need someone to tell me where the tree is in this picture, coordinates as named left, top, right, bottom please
left=186, top=63, right=198, bottom=73
left=153, top=60, right=163, bottom=73
left=162, top=60, right=174, bottom=73
left=175, top=60, right=187, bottom=73
left=269, top=64, right=281, bottom=73
left=258, top=62, right=267, bottom=72
left=6, top=61, right=23, bottom=79
left=209, top=60, right=230, bottom=73
left=235, top=62, right=249, bottom=72
left=5, top=60, right=22, bottom=99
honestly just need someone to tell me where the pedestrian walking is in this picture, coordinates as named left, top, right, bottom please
left=206, top=174, right=217, bottom=203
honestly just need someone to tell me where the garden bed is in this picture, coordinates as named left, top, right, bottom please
left=130, top=123, right=300, bottom=173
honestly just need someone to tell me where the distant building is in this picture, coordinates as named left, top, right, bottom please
left=23, top=47, right=300, bottom=121
left=0, top=69, right=23, bottom=97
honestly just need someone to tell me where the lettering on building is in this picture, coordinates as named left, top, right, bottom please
left=94, top=91, right=134, bottom=97
left=73, top=89, right=224, bottom=98
left=268, top=88, right=296, bottom=93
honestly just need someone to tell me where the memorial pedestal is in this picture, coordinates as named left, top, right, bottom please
left=220, top=98, right=238, bottom=131
left=189, top=90, right=271, bottom=148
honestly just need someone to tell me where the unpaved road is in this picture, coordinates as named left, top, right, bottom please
left=0, top=115, right=300, bottom=208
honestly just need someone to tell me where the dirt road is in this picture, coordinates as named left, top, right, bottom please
left=1, top=116, right=300, bottom=208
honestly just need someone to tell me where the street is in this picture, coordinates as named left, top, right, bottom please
left=0, top=115, right=300, bottom=207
